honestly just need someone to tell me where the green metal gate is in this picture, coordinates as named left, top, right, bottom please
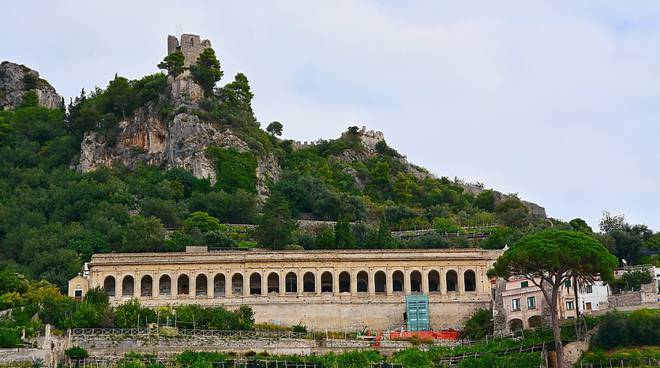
left=405, top=294, right=429, bottom=331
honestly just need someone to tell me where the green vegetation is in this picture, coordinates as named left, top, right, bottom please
left=491, top=229, right=618, bottom=366
left=190, top=48, right=223, bottom=96
left=593, top=309, right=660, bottom=349
left=157, top=52, right=184, bottom=77
left=460, top=309, right=493, bottom=340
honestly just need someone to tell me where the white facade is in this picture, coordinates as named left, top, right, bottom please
left=577, top=280, right=610, bottom=313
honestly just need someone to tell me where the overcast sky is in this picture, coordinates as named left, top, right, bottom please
left=3, top=1, right=660, bottom=230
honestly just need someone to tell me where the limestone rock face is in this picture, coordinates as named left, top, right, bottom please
left=77, top=106, right=280, bottom=202
left=0, top=61, right=63, bottom=110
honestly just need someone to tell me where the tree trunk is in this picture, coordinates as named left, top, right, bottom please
left=550, top=286, right=564, bottom=368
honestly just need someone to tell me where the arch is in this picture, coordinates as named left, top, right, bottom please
left=321, top=271, right=333, bottom=293
left=232, top=273, right=244, bottom=296
left=392, top=270, right=404, bottom=292
left=122, top=275, right=134, bottom=297
left=509, top=319, right=523, bottom=331
left=446, top=270, right=458, bottom=292
left=410, top=270, right=422, bottom=293
left=159, top=275, right=171, bottom=296
left=177, top=274, right=189, bottom=295
left=267, top=272, right=279, bottom=294
left=528, top=315, right=543, bottom=329
left=357, top=271, right=369, bottom=293
left=190, top=37, right=195, bottom=46
left=374, top=271, right=386, bottom=294
left=140, top=275, right=153, bottom=297
left=213, top=274, right=225, bottom=298
left=103, top=276, right=116, bottom=297
left=195, top=274, right=208, bottom=296
left=464, top=270, right=476, bottom=292
left=428, top=270, right=440, bottom=293
left=250, top=272, right=262, bottom=295
left=303, top=272, right=315, bottom=293
left=285, top=272, right=297, bottom=293
left=338, top=271, right=350, bottom=293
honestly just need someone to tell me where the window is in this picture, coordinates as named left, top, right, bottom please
left=521, top=281, right=529, bottom=288
left=584, top=284, right=592, bottom=294
left=585, top=302, right=592, bottom=311
left=527, top=296, right=536, bottom=309
left=564, top=280, right=572, bottom=288
left=512, top=298, right=521, bottom=311
left=566, top=300, right=574, bottom=310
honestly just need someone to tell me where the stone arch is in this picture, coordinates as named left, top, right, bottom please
left=103, top=276, right=116, bottom=297
left=159, top=275, right=171, bottom=296
left=195, top=274, right=207, bottom=296
left=338, top=271, right=350, bottom=293
left=509, top=318, right=523, bottom=331
left=446, top=270, right=458, bottom=292
left=410, top=270, right=422, bottom=293
left=428, top=270, right=440, bottom=293
left=249, top=272, right=262, bottom=295
left=213, top=274, right=225, bottom=298
left=392, top=270, right=404, bottom=292
left=267, top=272, right=279, bottom=294
left=528, top=315, right=543, bottom=328
left=321, top=271, right=333, bottom=293
left=140, top=275, right=153, bottom=297
left=122, top=275, right=134, bottom=297
left=285, top=272, right=297, bottom=293
left=303, top=272, right=315, bottom=293
left=232, top=273, right=243, bottom=296
left=357, top=271, right=369, bottom=293
left=464, top=269, right=476, bottom=292
left=374, top=271, right=386, bottom=294
left=177, top=274, right=189, bottom=295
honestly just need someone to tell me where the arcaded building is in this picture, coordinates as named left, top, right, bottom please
left=69, top=247, right=501, bottom=330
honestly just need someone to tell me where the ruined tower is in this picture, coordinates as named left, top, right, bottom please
left=167, top=34, right=212, bottom=68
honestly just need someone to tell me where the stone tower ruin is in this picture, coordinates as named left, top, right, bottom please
left=167, top=34, right=212, bottom=68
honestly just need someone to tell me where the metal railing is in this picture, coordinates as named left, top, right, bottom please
left=435, top=342, right=546, bottom=367
left=578, top=357, right=660, bottom=367
left=70, top=327, right=307, bottom=340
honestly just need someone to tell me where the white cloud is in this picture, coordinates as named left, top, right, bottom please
left=2, top=0, right=660, bottom=229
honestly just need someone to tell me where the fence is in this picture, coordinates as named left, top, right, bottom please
left=435, top=343, right=547, bottom=367
left=70, top=328, right=307, bottom=340
left=69, top=358, right=322, bottom=367
left=578, top=358, right=660, bottom=368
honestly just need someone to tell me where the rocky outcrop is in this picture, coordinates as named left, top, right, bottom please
left=0, top=61, right=63, bottom=110
left=461, top=183, right=547, bottom=217
left=77, top=106, right=280, bottom=202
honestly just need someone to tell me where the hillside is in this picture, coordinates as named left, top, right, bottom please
left=0, top=34, right=555, bottom=288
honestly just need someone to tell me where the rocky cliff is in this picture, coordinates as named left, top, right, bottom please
left=0, top=61, right=63, bottom=110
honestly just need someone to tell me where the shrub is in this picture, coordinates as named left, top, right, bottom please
left=64, top=346, right=89, bottom=359
left=0, top=328, right=22, bottom=348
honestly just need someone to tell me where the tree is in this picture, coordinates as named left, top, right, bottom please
left=183, top=211, right=224, bottom=234
left=334, top=218, right=356, bottom=249
left=190, top=48, right=223, bottom=96
left=491, top=230, right=617, bottom=367
left=266, top=121, right=283, bottom=136
left=157, top=51, right=184, bottom=77
left=255, top=192, right=297, bottom=249
left=569, top=218, right=593, bottom=234
left=461, top=309, right=493, bottom=340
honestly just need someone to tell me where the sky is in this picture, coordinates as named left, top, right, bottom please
left=2, top=1, right=660, bottom=230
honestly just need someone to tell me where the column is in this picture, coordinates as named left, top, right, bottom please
left=242, top=271, right=249, bottom=297
left=333, top=271, right=340, bottom=296
left=225, top=272, right=233, bottom=298
left=153, top=274, right=159, bottom=298
left=350, top=270, right=358, bottom=296
left=190, top=273, right=197, bottom=298
left=368, top=270, right=376, bottom=296
left=386, top=270, right=393, bottom=296
left=261, top=271, right=268, bottom=296
left=279, top=271, right=286, bottom=296
left=422, top=270, right=429, bottom=294
left=297, top=270, right=304, bottom=296
left=116, top=274, right=123, bottom=301
left=207, top=273, right=213, bottom=299
left=404, top=270, right=411, bottom=295
left=315, top=270, right=321, bottom=295
left=439, top=268, right=446, bottom=294
left=458, top=268, right=465, bottom=294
